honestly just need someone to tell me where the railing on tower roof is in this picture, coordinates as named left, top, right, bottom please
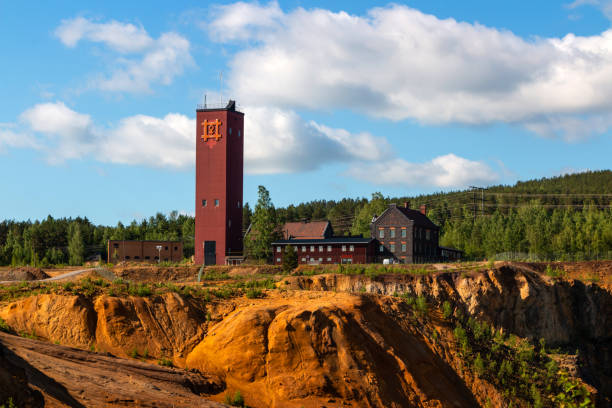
left=196, top=100, right=239, bottom=111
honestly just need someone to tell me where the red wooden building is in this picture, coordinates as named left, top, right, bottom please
left=271, top=237, right=376, bottom=265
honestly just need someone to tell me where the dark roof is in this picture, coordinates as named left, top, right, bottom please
left=281, top=221, right=330, bottom=239
left=272, top=237, right=373, bottom=245
left=395, top=206, right=439, bottom=229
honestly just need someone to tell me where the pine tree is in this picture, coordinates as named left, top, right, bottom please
left=68, top=223, right=85, bottom=266
left=282, top=245, right=298, bottom=272
left=245, top=186, right=280, bottom=261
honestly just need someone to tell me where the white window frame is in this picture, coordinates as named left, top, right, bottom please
left=310, top=245, right=315, bottom=252
left=301, top=246, right=306, bottom=252
left=327, top=245, right=332, bottom=252
left=342, top=245, right=346, bottom=252
left=319, top=245, right=324, bottom=252
left=276, top=246, right=281, bottom=253
left=390, top=229, right=395, bottom=238
left=379, top=229, right=384, bottom=238
left=379, top=245, right=384, bottom=252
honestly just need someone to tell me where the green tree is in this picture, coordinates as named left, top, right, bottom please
left=245, top=186, right=280, bottom=261
left=68, top=223, right=85, bottom=266
left=351, top=192, right=388, bottom=237
left=282, top=245, right=298, bottom=273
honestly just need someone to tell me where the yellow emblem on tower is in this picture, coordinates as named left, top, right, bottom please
left=201, top=119, right=222, bottom=142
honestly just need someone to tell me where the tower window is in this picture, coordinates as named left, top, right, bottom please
left=237, top=201, right=241, bottom=208
left=214, top=199, right=219, bottom=207
left=238, top=130, right=241, bottom=138
left=229, top=128, right=232, bottom=135
left=202, top=199, right=207, bottom=207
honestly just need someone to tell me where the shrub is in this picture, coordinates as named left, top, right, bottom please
left=415, top=295, right=428, bottom=316
left=129, top=348, right=139, bottom=358
left=245, top=288, right=264, bottom=299
left=442, top=301, right=453, bottom=320
left=224, top=390, right=245, bottom=407
left=473, top=353, right=485, bottom=376
left=158, top=358, right=173, bottom=367
left=0, top=318, right=10, bottom=333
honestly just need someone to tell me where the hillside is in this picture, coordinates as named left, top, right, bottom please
left=0, top=261, right=610, bottom=407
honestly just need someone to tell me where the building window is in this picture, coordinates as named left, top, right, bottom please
left=342, top=245, right=346, bottom=252
left=402, top=243, right=406, bottom=252
left=301, top=246, right=306, bottom=252
left=237, top=201, right=241, bottom=208
left=145, top=256, right=150, bottom=260
left=318, top=258, right=322, bottom=262
left=229, top=128, right=232, bottom=135
left=379, top=245, right=384, bottom=253
left=165, top=246, right=168, bottom=250
left=238, top=130, right=241, bottom=138
left=390, top=244, right=395, bottom=252
left=202, top=199, right=207, bottom=207
left=134, top=256, right=140, bottom=260
left=349, top=245, right=354, bottom=252
left=277, top=246, right=281, bottom=253
left=301, top=258, right=306, bottom=262
left=401, top=229, right=406, bottom=238
left=319, top=245, right=324, bottom=252
left=174, top=246, right=178, bottom=251
left=341, top=258, right=353, bottom=264
left=327, top=245, right=332, bottom=252
left=379, top=229, right=384, bottom=238
left=390, top=229, right=395, bottom=238
left=276, top=258, right=281, bottom=262
left=327, top=257, right=332, bottom=262
left=426, top=230, right=431, bottom=240
left=214, top=199, right=219, bottom=207
left=113, top=243, right=119, bottom=248
left=125, top=256, right=131, bottom=260
left=310, top=245, right=315, bottom=252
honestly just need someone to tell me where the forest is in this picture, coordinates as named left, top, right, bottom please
left=0, top=170, right=610, bottom=266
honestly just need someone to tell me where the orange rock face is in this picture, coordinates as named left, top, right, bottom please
left=186, top=292, right=477, bottom=408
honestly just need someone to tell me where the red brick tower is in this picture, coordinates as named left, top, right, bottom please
left=195, top=101, right=244, bottom=265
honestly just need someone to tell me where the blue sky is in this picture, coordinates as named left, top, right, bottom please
left=1, top=0, right=611, bottom=225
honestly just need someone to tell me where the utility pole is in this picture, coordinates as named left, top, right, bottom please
left=470, top=186, right=486, bottom=219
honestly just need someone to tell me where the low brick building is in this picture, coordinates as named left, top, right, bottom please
left=271, top=237, right=376, bottom=265
left=107, top=240, right=183, bottom=263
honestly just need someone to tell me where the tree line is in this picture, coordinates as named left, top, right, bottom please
left=1, top=171, right=611, bottom=266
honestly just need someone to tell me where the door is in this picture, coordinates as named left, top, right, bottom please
left=204, top=241, right=216, bottom=265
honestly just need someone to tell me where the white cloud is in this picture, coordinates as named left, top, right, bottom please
left=347, top=154, right=499, bottom=189
left=55, top=16, right=153, bottom=53
left=208, top=3, right=612, bottom=140
left=566, top=0, right=612, bottom=20
left=207, top=1, right=283, bottom=41
left=244, top=106, right=391, bottom=173
left=56, top=17, right=193, bottom=93
left=0, top=124, right=40, bottom=153
left=95, top=32, right=193, bottom=93
left=101, top=113, right=194, bottom=168
left=20, top=102, right=95, bottom=161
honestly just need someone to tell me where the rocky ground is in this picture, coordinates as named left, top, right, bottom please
left=0, top=261, right=610, bottom=407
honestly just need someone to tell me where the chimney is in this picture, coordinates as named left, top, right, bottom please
left=419, top=205, right=427, bottom=215
left=404, top=201, right=409, bottom=208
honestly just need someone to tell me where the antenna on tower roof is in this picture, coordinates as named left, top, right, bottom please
left=219, top=71, right=223, bottom=105
left=204, top=93, right=207, bottom=109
